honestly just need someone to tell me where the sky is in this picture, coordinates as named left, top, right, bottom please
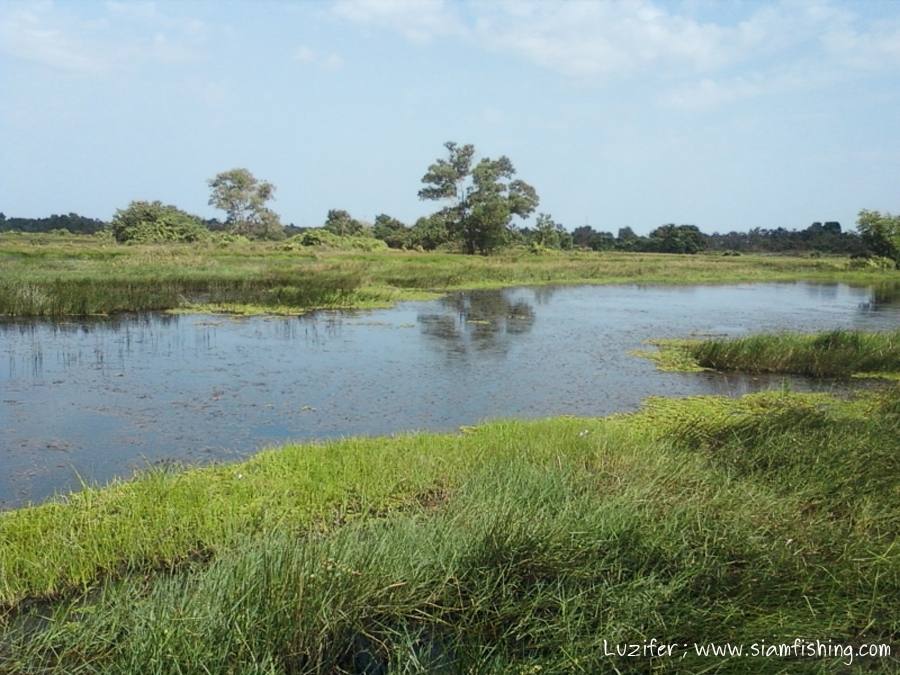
left=1, top=0, right=899, bottom=234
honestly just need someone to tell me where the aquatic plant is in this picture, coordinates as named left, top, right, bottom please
left=641, top=329, right=900, bottom=378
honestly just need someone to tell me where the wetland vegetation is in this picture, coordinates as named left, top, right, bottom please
left=1, top=383, right=898, bottom=673
left=640, top=328, right=900, bottom=379
left=2, top=233, right=897, bottom=317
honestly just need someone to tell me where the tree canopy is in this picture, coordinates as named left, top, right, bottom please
left=0, top=212, right=107, bottom=234
left=419, top=142, right=539, bottom=254
left=110, top=201, right=208, bottom=244
left=208, top=168, right=284, bottom=240
left=648, top=224, right=707, bottom=254
left=323, top=209, right=365, bottom=237
left=857, top=209, right=900, bottom=267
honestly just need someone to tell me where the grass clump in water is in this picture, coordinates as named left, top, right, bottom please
left=640, top=328, right=900, bottom=378
left=1, top=387, right=898, bottom=672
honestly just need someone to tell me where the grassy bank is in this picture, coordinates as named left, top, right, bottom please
left=2, top=233, right=897, bottom=316
left=2, top=387, right=898, bottom=672
left=640, top=329, right=900, bottom=378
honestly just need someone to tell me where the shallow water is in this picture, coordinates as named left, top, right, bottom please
left=2, top=281, right=898, bottom=508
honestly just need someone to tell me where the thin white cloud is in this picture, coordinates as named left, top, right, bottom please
left=0, top=5, right=106, bottom=73
left=322, top=53, right=344, bottom=70
left=293, top=45, right=317, bottom=64
left=474, top=0, right=735, bottom=78
left=0, top=1, right=208, bottom=74
left=332, top=0, right=465, bottom=43
left=104, top=1, right=159, bottom=21
left=292, top=45, right=344, bottom=70
left=330, top=0, right=900, bottom=108
left=821, top=19, right=900, bottom=70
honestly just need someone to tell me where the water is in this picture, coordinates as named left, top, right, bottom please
left=2, top=282, right=898, bottom=508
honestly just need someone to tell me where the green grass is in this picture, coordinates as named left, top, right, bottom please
left=1, top=386, right=898, bottom=673
left=640, top=329, right=900, bottom=378
left=2, top=233, right=897, bottom=316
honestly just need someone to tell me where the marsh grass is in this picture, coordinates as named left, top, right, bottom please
left=1, top=387, right=898, bottom=673
left=2, top=234, right=897, bottom=316
left=642, top=329, right=900, bottom=378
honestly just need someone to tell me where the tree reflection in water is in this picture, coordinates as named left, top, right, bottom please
left=417, top=289, right=537, bottom=359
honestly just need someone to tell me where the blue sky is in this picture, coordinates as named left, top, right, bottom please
left=1, top=0, right=899, bottom=234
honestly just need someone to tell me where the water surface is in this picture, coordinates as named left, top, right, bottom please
left=2, top=282, right=898, bottom=508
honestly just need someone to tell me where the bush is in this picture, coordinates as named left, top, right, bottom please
left=111, top=201, right=209, bottom=244
left=289, top=229, right=388, bottom=251
left=210, top=232, right=251, bottom=247
left=847, top=255, right=895, bottom=271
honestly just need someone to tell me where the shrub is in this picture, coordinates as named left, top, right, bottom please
left=111, top=201, right=209, bottom=244
left=210, top=232, right=251, bottom=246
left=291, top=229, right=388, bottom=251
left=847, top=255, right=895, bottom=271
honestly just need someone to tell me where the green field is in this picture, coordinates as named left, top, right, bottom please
left=1, top=383, right=898, bottom=673
left=1, top=233, right=897, bottom=316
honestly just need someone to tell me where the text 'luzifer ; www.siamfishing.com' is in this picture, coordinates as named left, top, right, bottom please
left=601, top=638, right=893, bottom=665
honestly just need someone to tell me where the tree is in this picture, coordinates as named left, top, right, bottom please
left=419, top=142, right=539, bottom=254
left=857, top=209, right=900, bottom=266
left=323, top=209, right=364, bottom=236
left=648, top=224, right=707, bottom=254
left=372, top=213, right=410, bottom=248
left=410, top=212, right=451, bottom=250
left=208, top=168, right=283, bottom=239
left=531, top=213, right=572, bottom=249
left=111, top=201, right=209, bottom=243
left=572, top=225, right=614, bottom=251
left=533, top=213, right=560, bottom=248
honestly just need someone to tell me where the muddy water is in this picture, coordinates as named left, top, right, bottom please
left=2, top=282, right=898, bottom=508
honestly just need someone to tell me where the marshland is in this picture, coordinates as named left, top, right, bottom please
left=2, top=236, right=899, bottom=672
left=4, top=0, right=900, bottom=671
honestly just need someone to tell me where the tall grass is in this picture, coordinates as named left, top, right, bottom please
left=1, top=387, right=898, bottom=672
left=1, top=234, right=896, bottom=316
left=643, top=329, right=900, bottom=378
left=0, top=269, right=373, bottom=316
left=693, top=329, right=900, bottom=377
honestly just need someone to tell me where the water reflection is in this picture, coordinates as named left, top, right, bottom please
left=417, top=290, right=536, bottom=359
left=860, top=281, right=900, bottom=313
left=1, top=281, right=898, bottom=509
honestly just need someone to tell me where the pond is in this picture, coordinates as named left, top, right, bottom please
left=2, top=281, right=899, bottom=508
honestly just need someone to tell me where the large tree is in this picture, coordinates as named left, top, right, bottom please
left=207, top=168, right=284, bottom=240
left=857, top=209, right=900, bottom=266
left=419, top=142, right=539, bottom=254
left=648, top=224, right=707, bottom=254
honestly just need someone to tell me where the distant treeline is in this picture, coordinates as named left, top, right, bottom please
left=566, top=221, right=866, bottom=255
left=2, top=141, right=896, bottom=266
left=0, top=212, right=107, bottom=235
left=0, top=210, right=866, bottom=255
